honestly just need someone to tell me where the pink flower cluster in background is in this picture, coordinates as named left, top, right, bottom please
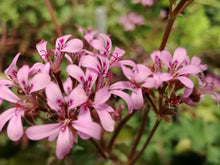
left=132, top=0, right=155, bottom=7
left=118, top=12, right=145, bottom=31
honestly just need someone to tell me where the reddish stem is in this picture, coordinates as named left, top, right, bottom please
left=44, top=0, right=62, bottom=37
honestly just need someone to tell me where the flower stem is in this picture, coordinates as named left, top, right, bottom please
left=128, top=119, right=161, bottom=165
left=90, top=138, right=108, bottom=160
left=159, top=0, right=194, bottom=51
left=107, top=110, right=137, bottom=152
left=44, top=0, right=62, bottom=37
left=54, top=72, right=65, bottom=94
left=128, top=108, right=149, bottom=160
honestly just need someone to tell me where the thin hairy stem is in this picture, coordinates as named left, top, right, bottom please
left=128, top=108, right=150, bottom=160
left=107, top=110, right=137, bottom=152
left=90, top=139, right=108, bottom=160
left=128, top=119, right=161, bottom=165
left=44, top=0, right=62, bottom=37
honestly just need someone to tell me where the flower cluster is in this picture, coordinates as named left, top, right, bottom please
left=0, top=28, right=219, bottom=159
left=118, top=12, right=145, bottom=31
left=0, top=30, right=132, bottom=159
left=119, top=47, right=219, bottom=121
left=132, top=0, right=155, bottom=7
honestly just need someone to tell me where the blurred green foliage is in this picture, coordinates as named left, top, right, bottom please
left=0, top=0, right=220, bottom=164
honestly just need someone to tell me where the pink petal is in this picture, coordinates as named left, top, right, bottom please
left=121, top=64, right=133, bottom=81
left=0, top=79, right=13, bottom=86
left=177, top=76, right=194, bottom=88
left=98, top=34, right=112, bottom=51
left=91, top=39, right=106, bottom=51
left=110, top=47, right=125, bottom=64
left=36, top=40, right=48, bottom=61
left=66, top=64, right=85, bottom=83
left=68, top=85, right=88, bottom=109
left=191, top=56, right=201, bottom=65
left=84, top=30, right=99, bottom=44
left=177, top=65, right=201, bottom=75
left=120, top=60, right=137, bottom=68
left=150, top=50, right=161, bottom=63
left=131, top=88, right=144, bottom=109
left=78, top=106, right=92, bottom=121
left=48, top=131, right=59, bottom=142
left=55, top=35, right=72, bottom=48
left=95, top=108, right=115, bottom=132
left=160, top=73, right=173, bottom=81
left=161, top=50, right=172, bottom=67
left=4, top=53, right=20, bottom=80
left=64, top=54, right=73, bottom=64
left=7, top=114, right=23, bottom=141
left=142, top=78, right=156, bottom=88
left=0, top=108, right=16, bottom=131
left=172, top=47, right=187, bottom=68
left=110, top=90, right=133, bottom=113
left=153, top=73, right=164, bottom=89
left=26, top=123, right=61, bottom=140
left=85, top=70, right=98, bottom=88
left=93, top=87, right=111, bottom=105
left=183, top=88, right=193, bottom=97
left=28, top=63, right=44, bottom=76
left=17, top=65, right=29, bottom=92
left=110, top=81, right=132, bottom=90
left=0, top=86, right=20, bottom=103
left=181, top=97, right=198, bottom=106
left=72, top=120, right=102, bottom=140
left=61, top=39, right=83, bottom=53
left=134, top=64, right=152, bottom=82
left=63, top=78, right=73, bottom=95
left=40, top=62, right=51, bottom=74
left=80, top=55, right=99, bottom=73
left=56, top=127, right=74, bottom=159
left=46, top=82, right=65, bottom=111
left=29, top=73, right=51, bottom=93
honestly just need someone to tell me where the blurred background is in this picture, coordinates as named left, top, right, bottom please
left=0, top=0, right=220, bottom=164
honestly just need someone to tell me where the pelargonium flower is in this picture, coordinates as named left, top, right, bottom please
left=182, top=74, right=220, bottom=106
left=67, top=64, right=132, bottom=131
left=36, top=35, right=83, bottom=73
left=26, top=82, right=102, bottom=159
left=0, top=57, right=50, bottom=141
left=120, top=60, right=155, bottom=110
left=159, top=47, right=202, bottom=89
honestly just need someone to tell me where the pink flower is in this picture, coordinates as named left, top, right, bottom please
left=118, top=12, right=145, bottom=31
left=182, top=74, right=220, bottom=106
left=160, top=47, right=202, bottom=88
left=36, top=35, right=83, bottom=73
left=120, top=60, right=154, bottom=109
left=132, top=0, right=155, bottom=7
left=0, top=62, right=50, bottom=141
left=26, top=82, right=102, bottom=159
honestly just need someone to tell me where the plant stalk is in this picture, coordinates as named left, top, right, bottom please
left=128, top=119, right=161, bottom=165
left=107, top=110, right=137, bottom=152
left=128, top=108, right=149, bottom=160
left=90, top=139, right=108, bottom=160
left=159, top=0, right=194, bottom=51
left=44, top=0, right=62, bottom=37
